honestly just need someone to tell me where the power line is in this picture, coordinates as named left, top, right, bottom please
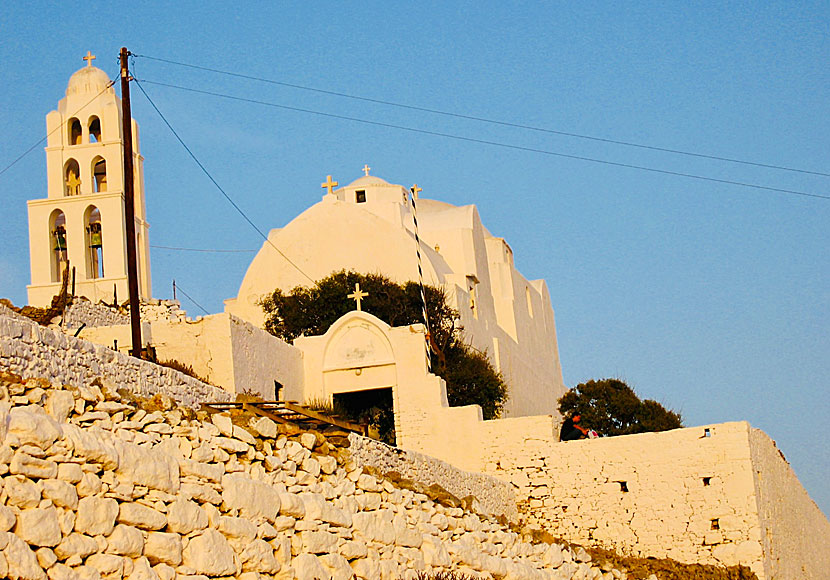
left=170, top=280, right=210, bottom=315
left=136, top=79, right=830, bottom=201
left=0, top=77, right=117, bottom=178
left=133, top=79, right=315, bottom=283
left=152, top=245, right=255, bottom=253
left=132, top=53, right=830, bottom=179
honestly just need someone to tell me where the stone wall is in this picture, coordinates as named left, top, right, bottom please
left=347, top=434, right=518, bottom=522
left=0, top=314, right=231, bottom=409
left=0, top=371, right=616, bottom=580
left=481, top=421, right=830, bottom=580
left=748, top=427, right=830, bottom=580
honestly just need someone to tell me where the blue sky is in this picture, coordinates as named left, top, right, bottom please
left=1, top=2, right=827, bottom=516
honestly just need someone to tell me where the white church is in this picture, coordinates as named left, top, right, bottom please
left=15, top=57, right=830, bottom=579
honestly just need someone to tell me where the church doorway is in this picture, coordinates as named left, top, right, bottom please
left=333, top=387, right=395, bottom=445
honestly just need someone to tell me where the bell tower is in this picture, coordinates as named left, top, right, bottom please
left=27, top=52, right=152, bottom=307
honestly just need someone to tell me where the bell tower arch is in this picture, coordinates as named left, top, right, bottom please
left=27, top=52, right=152, bottom=306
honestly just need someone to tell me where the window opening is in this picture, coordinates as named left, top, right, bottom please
left=93, top=158, right=107, bottom=192
left=50, top=211, right=68, bottom=282
left=467, top=275, right=479, bottom=318
left=710, top=519, right=720, bottom=530
left=88, top=117, right=101, bottom=143
left=355, top=190, right=366, bottom=203
left=704, top=428, right=712, bottom=438
left=703, top=477, right=712, bottom=486
left=86, top=207, right=103, bottom=279
left=65, top=159, right=81, bottom=196
left=68, top=118, right=82, bottom=145
left=618, top=481, right=629, bottom=492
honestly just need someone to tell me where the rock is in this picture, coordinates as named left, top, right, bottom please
left=232, top=425, right=257, bottom=445
left=105, top=524, right=144, bottom=557
left=15, top=506, right=62, bottom=547
left=0, top=506, right=15, bottom=531
left=299, top=433, right=317, bottom=450
left=117, top=502, right=167, bottom=530
left=54, top=533, right=98, bottom=560
left=422, top=536, right=451, bottom=567
left=221, top=473, right=280, bottom=521
left=124, top=557, right=159, bottom=580
left=293, top=553, right=328, bottom=579
left=143, top=532, right=182, bottom=566
left=179, top=483, right=222, bottom=505
left=238, top=539, right=281, bottom=573
left=319, top=553, right=353, bottom=580
left=61, top=424, right=119, bottom=470
left=543, top=543, right=564, bottom=568
left=5, top=475, right=41, bottom=508
left=339, top=539, right=368, bottom=560
left=75, top=496, right=119, bottom=536
left=4, top=532, right=47, bottom=580
left=218, top=516, right=257, bottom=541
left=150, top=564, right=174, bottom=580
left=181, top=529, right=238, bottom=576
left=213, top=437, right=249, bottom=454
left=115, top=440, right=178, bottom=493
left=71, top=566, right=100, bottom=580
left=10, top=451, right=58, bottom=479
left=76, top=472, right=102, bottom=497
left=8, top=406, right=62, bottom=450
left=356, top=473, right=382, bottom=492
left=46, top=564, right=80, bottom=580
left=250, top=417, right=277, bottom=439
left=57, top=463, right=83, bottom=484
left=350, top=557, right=381, bottom=580
left=277, top=493, right=305, bottom=518
left=178, top=459, right=222, bottom=483
left=41, top=479, right=79, bottom=509
left=300, top=493, right=352, bottom=527
left=318, top=455, right=337, bottom=475
left=85, top=554, right=124, bottom=579
left=166, top=500, right=207, bottom=534
left=575, top=546, right=592, bottom=562
left=300, top=530, right=339, bottom=554
left=211, top=414, right=234, bottom=437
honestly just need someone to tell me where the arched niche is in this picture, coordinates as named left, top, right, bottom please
left=322, top=312, right=397, bottom=395
left=84, top=205, right=103, bottom=279
left=49, top=209, right=68, bottom=282
left=64, top=159, right=81, bottom=196
left=92, top=156, right=107, bottom=192
left=68, top=118, right=82, bottom=146
left=88, top=116, right=101, bottom=143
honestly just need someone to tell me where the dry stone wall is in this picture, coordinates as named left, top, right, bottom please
left=347, top=435, right=517, bottom=522
left=0, top=371, right=621, bottom=580
left=0, top=314, right=231, bottom=409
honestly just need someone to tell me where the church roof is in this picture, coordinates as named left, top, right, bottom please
left=66, top=65, right=111, bottom=96
left=345, top=175, right=391, bottom=188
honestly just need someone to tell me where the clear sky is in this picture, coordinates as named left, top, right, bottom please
left=1, top=2, right=827, bottom=516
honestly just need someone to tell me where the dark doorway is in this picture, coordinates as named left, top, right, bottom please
left=333, top=387, right=395, bottom=445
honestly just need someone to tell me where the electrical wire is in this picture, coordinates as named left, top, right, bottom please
left=151, top=245, right=255, bottom=253
left=136, top=78, right=830, bottom=201
left=132, top=53, right=830, bottom=179
left=133, top=79, right=315, bottom=282
left=170, top=281, right=210, bottom=315
left=0, top=77, right=117, bottom=178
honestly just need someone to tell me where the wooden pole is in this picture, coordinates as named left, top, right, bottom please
left=120, top=47, right=142, bottom=359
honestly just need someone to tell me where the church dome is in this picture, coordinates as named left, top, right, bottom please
left=346, top=175, right=390, bottom=188
left=66, top=66, right=112, bottom=96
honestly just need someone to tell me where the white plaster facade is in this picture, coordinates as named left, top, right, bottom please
left=27, top=60, right=151, bottom=307
left=226, top=174, right=565, bottom=418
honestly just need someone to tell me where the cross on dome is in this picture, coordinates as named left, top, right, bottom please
left=321, top=175, right=339, bottom=195
left=362, top=164, right=371, bottom=176
left=410, top=184, right=422, bottom=200
left=83, top=51, right=96, bottom=67
left=348, top=283, right=369, bottom=311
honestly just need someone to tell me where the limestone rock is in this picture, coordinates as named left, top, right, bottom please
left=41, top=479, right=79, bottom=509
left=299, top=433, right=316, bottom=450
left=300, top=493, right=352, bottom=527
left=0, top=506, right=15, bottom=531
left=181, top=529, right=237, bottom=576
left=8, top=406, right=62, bottom=450
left=75, top=496, right=119, bottom=536
left=54, top=533, right=98, bottom=560
left=10, top=451, right=58, bottom=479
left=211, top=414, right=233, bottom=437
left=221, top=473, right=280, bottom=521
left=250, top=417, right=277, bottom=439
left=15, top=506, right=62, bottom=547
left=105, top=524, right=144, bottom=557
left=117, top=502, right=167, bottom=530
left=293, top=553, right=328, bottom=579
left=5, top=475, right=42, bottom=508
left=218, top=515, right=257, bottom=542
left=178, top=459, right=222, bottom=483
left=350, top=557, right=381, bottom=580
left=115, top=440, right=178, bottom=493
left=61, top=424, right=118, bottom=470
left=238, top=539, right=281, bottom=573
left=179, top=482, right=221, bottom=505
left=166, top=500, right=207, bottom=534
left=85, top=554, right=124, bottom=579
left=338, top=539, right=368, bottom=560
left=300, top=530, right=338, bottom=554
left=143, top=532, right=182, bottom=566
left=46, top=563, right=80, bottom=580
left=3, top=531, right=47, bottom=580
left=57, top=463, right=83, bottom=484
left=277, top=493, right=305, bottom=518
left=35, top=547, right=57, bottom=570
left=124, top=557, right=159, bottom=580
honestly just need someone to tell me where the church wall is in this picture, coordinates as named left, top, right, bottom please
left=748, top=427, right=830, bottom=579
left=0, top=313, right=231, bottom=408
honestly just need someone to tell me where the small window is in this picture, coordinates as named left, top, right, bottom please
left=704, top=428, right=712, bottom=438
left=89, top=117, right=101, bottom=143
left=618, top=481, right=629, bottom=493
left=355, top=190, right=366, bottom=203
left=92, top=158, right=107, bottom=192
left=703, top=477, right=712, bottom=486
left=68, top=118, right=82, bottom=145
left=710, top=519, right=720, bottom=530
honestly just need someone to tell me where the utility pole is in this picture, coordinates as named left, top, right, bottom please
left=120, top=47, right=142, bottom=358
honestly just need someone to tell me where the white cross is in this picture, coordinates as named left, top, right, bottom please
left=348, top=283, right=369, bottom=311
left=321, top=175, right=339, bottom=195
left=83, top=51, right=96, bottom=67
left=362, top=164, right=371, bottom=176
left=410, top=184, right=422, bottom=200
